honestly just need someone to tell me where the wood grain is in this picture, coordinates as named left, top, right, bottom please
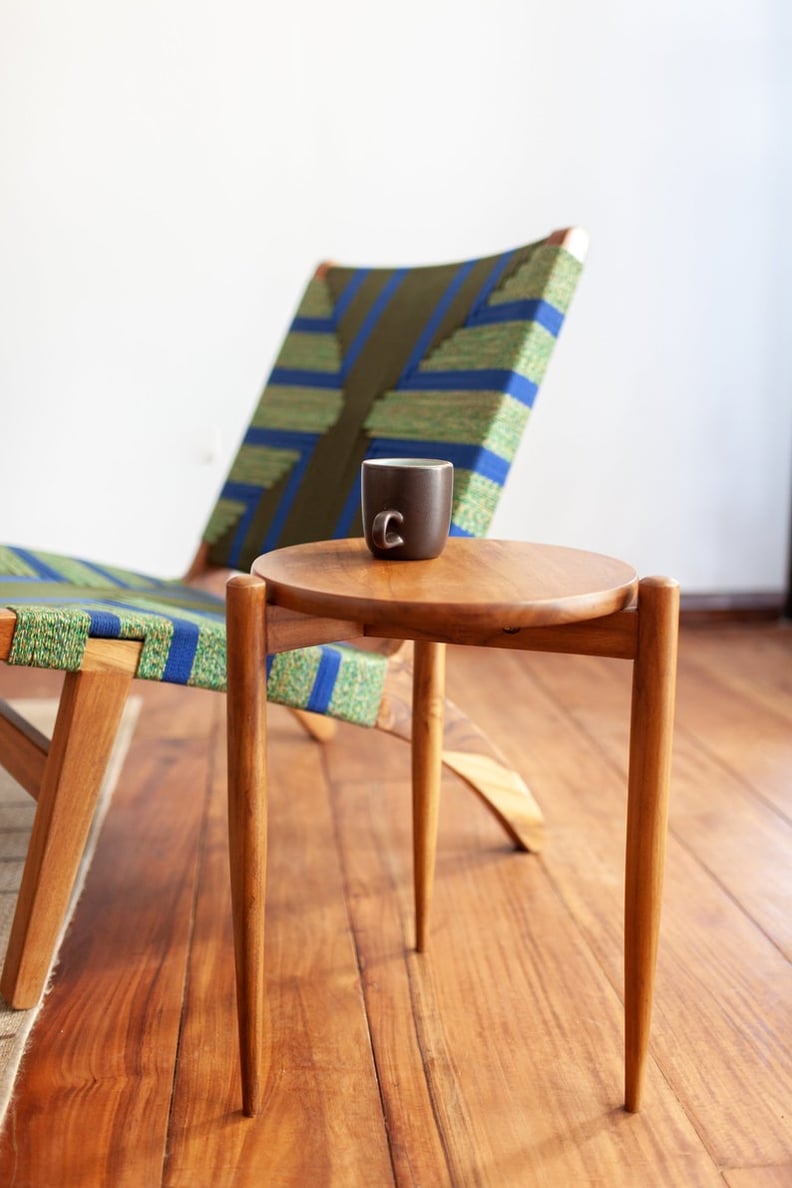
left=0, top=681, right=217, bottom=1185
left=1, top=623, right=790, bottom=1184
left=624, top=577, right=679, bottom=1110
left=165, top=704, right=394, bottom=1186
left=459, top=643, right=792, bottom=1168
left=252, top=538, right=638, bottom=635
left=411, top=640, right=446, bottom=952
left=225, top=574, right=270, bottom=1115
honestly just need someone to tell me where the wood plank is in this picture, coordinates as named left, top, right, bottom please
left=674, top=628, right=792, bottom=822
left=164, top=704, right=394, bottom=1186
left=1, top=623, right=790, bottom=1184
left=329, top=729, right=722, bottom=1186
left=517, top=644, right=792, bottom=959
left=0, top=682, right=216, bottom=1186
left=723, top=1167, right=792, bottom=1187
left=452, top=645, right=792, bottom=1168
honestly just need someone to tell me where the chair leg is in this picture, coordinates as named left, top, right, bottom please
left=624, top=576, right=679, bottom=1112
left=0, top=664, right=133, bottom=1008
left=377, top=643, right=545, bottom=853
left=226, top=574, right=270, bottom=1117
left=412, top=641, right=446, bottom=952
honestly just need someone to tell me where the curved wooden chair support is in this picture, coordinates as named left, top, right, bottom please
left=293, top=639, right=544, bottom=851
left=374, top=643, right=544, bottom=852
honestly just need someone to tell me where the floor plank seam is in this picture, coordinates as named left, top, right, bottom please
left=162, top=702, right=223, bottom=1185
left=318, top=739, right=401, bottom=1188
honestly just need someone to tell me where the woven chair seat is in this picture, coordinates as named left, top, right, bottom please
left=0, top=545, right=386, bottom=726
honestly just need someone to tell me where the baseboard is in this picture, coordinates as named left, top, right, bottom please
left=680, top=591, right=786, bottom=624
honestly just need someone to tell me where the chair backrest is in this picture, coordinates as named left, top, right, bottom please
left=202, top=227, right=587, bottom=573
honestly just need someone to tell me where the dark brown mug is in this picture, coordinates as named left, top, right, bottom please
left=361, top=458, right=453, bottom=561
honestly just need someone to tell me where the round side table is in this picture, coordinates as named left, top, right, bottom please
left=226, top=539, right=679, bottom=1119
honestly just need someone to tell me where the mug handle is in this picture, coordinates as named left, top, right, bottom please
left=372, top=509, right=404, bottom=550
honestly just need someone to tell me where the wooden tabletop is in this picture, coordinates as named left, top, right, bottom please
left=252, top=539, right=638, bottom=635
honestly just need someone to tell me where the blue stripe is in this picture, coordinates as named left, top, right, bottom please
left=449, top=523, right=474, bottom=537
left=220, top=479, right=264, bottom=502
left=8, top=549, right=67, bottom=582
left=398, top=260, right=477, bottom=384
left=87, top=609, right=123, bottom=637
left=243, top=428, right=321, bottom=450
left=468, top=250, right=517, bottom=318
left=341, top=269, right=407, bottom=380
left=306, top=647, right=342, bottom=713
left=258, top=444, right=319, bottom=555
left=225, top=431, right=322, bottom=566
left=398, top=368, right=538, bottom=407
left=290, top=316, right=336, bottom=333
left=334, top=268, right=368, bottom=319
left=268, top=368, right=342, bottom=389
left=161, top=619, right=201, bottom=683
left=89, top=598, right=202, bottom=684
left=469, top=298, right=563, bottom=336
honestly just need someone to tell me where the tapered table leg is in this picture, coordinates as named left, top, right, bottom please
left=412, top=640, right=446, bottom=952
left=226, top=574, right=270, bottom=1116
left=624, top=576, right=679, bottom=1111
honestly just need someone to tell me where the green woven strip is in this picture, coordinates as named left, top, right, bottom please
left=327, top=645, right=386, bottom=727
left=226, top=444, right=301, bottom=487
left=274, top=332, right=340, bottom=373
left=2, top=582, right=222, bottom=615
left=267, top=647, right=322, bottom=706
left=203, top=499, right=247, bottom=546
left=451, top=470, right=502, bottom=537
left=251, top=386, right=344, bottom=433
left=490, top=244, right=583, bottom=312
left=8, top=606, right=92, bottom=670
left=296, top=274, right=335, bottom=318
left=366, top=391, right=528, bottom=463
left=416, top=321, right=556, bottom=387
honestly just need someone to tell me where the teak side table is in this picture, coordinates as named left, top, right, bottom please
left=225, top=538, right=679, bottom=1117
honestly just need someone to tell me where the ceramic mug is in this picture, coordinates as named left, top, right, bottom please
left=361, top=458, right=453, bottom=560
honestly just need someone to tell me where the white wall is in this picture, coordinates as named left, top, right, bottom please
left=1, top=0, right=789, bottom=593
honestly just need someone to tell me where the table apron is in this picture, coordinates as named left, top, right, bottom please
left=265, top=605, right=638, bottom=661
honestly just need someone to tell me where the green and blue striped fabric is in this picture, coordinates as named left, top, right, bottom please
left=1, top=232, right=583, bottom=725
left=204, top=235, right=583, bottom=570
left=0, top=546, right=386, bottom=726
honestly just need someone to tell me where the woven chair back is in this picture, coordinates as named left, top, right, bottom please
left=202, top=234, right=585, bottom=573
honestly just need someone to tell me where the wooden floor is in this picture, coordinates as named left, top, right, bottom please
left=0, top=622, right=790, bottom=1186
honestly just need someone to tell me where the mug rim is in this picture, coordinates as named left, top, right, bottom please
left=362, top=457, right=452, bottom=470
